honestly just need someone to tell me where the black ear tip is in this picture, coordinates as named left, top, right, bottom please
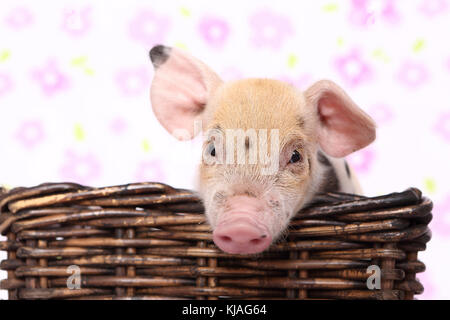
left=149, top=45, right=171, bottom=67
left=149, top=45, right=165, bottom=61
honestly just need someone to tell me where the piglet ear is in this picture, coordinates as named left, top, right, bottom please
left=305, top=80, right=376, bottom=158
left=149, top=45, right=223, bottom=140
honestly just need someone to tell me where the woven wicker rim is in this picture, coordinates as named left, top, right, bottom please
left=0, top=183, right=432, bottom=300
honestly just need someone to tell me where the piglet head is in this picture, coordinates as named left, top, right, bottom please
left=149, top=45, right=376, bottom=254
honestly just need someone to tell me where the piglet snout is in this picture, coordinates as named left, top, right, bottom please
left=213, top=219, right=271, bottom=254
left=213, top=196, right=272, bottom=254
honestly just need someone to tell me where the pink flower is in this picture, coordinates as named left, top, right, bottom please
left=419, top=0, right=448, bottom=17
left=15, top=120, right=45, bottom=148
left=349, top=0, right=401, bottom=27
left=62, top=7, right=92, bottom=37
left=380, top=0, right=401, bottom=24
left=249, top=9, right=294, bottom=49
left=368, top=103, right=394, bottom=125
left=129, top=10, right=170, bottom=46
left=397, top=61, right=429, bottom=88
left=135, top=160, right=165, bottom=182
left=60, top=150, right=101, bottom=185
left=0, top=73, right=13, bottom=97
left=115, top=67, right=150, bottom=96
left=430, top=194, right=450, bottom=237
left=277, top=74, right=314, bottom=90
left=32, top=60, right=70, bottom=96
left=347, top=148, right=376, bottom=174
left=417, top=272, right=437, bottom=300
left=110, top=117, right=128, bottom=135
left=198, top=16, right=230, bottom=48
left=334, top=50, right=373, bottom=87
left=5, top=7, right=34, bottom=29
left=220, top=67, right=243, bottom=81
left=434, top=111, right=450, bottom=142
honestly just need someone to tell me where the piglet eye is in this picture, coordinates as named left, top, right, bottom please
left=289, top=150, right=302, bottom=163
left=208, top=143, right=216, bottom=157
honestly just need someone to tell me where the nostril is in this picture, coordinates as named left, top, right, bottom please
left=220, top=235, right=232, bottom=243
left=213, top=224, right=272, bottom=254
left=250, top=234, right=269, bottom=245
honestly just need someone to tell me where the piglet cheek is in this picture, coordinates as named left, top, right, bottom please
left=279, top=150, right=291, bottom=170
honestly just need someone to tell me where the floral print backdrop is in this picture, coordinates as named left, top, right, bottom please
left=1, top=0, right=450, bottom=299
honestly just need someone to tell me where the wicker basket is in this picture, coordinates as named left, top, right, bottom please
left=0, top=182, right=432, bottom=300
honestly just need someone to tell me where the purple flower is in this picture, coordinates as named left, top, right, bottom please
left=249, top=9, right=294, bottom=49
left=59, top=150, right=101, bottom=185
left=397, top=61, right=428, bottom=88
left=129, top=10, right=170, bottom=46
left=417, top=272, right=437, bottom=299
left=198, top=16, right=230, bottom=48
left=334, top=50, right=373, bottom=87
left=349, top=0, right=376, bottom=26
left=15, top=120, right=45, bottom=149
left=5, top=7, right=34, bottom=29
left=277, top=74, right=314, bottom=90
left=115, top=67, right=150, bottom=96
left=32, top=60, right=70, bottom=96
left=0, top=73, right=13, bottom=97
left=431, top=194, right=450, bottom=237
left=349, top=0, right=401, bottom=27
left=110, top=117, right=128, bottom=135
left=61, top=7, right=92, bottom=37
left=368, top=103, right=394, bottom=125
left=419, top=0, right=448, bottom=17
left=220, top=67, right=243, bottom=81
left=347, top=148, right=376, bottom=174
left=380, top=0, right=401, bottom=23
left=135, top=160, right=165, bottom=182
left=434, top=111, right=450, bottom=142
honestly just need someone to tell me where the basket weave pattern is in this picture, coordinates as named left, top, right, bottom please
left=0, top=182, right=432, bottom=300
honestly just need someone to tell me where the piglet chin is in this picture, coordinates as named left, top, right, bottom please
left=212, top=196, right=272, bottom=255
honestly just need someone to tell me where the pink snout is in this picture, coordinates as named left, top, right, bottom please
left=212, top=196, right=272, bottom=254
left=213, top=218, right=272, bottom=254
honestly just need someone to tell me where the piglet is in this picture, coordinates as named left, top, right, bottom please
left=149, top=45, right=376, bottom=255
